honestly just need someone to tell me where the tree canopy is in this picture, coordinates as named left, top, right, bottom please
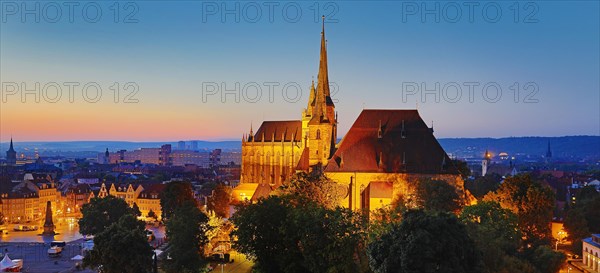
left=483, top=174, right=555, bottom=246
left=78, top=196, right=133, bottom=236
left=83, top=214, right=153, bottom=273
left=231, top=195, right=369, bottom=273
left=415, top=178, right=462, bottom=213
left=208, top=183, right=232, bottom=218
left=367, top=209, right=481, bottom=273
left=160, top=181, right=197, bottom=220
left=277, top=172, right=346, bottom=209
left=164, top=203, right=211, bottom=273
left=563, top=186, right=600, bottom=254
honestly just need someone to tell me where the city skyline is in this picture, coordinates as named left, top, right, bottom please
left=1, top=1, right=599, bottom=142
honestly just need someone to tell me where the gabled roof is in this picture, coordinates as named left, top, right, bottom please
left=295, top=148, right=310, bottom=172
left=325, top=109, right=458, bottom=174
left=253, top=120, right=302, bottom=142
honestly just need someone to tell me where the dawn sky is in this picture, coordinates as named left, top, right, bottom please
left=1, top=1, right=599, bottom=142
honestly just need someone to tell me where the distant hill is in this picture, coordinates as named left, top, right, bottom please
left=0, top=140, right=241, bottom=154
left=437, top=136, right=600, bottom=160
left=1, top=136, right=598, bottom=161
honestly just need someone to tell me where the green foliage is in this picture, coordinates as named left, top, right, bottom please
left=160, top=181, right=197, bottom=220
left=415, top=178, right=462, bottom=213
left=451, top=159, right=471, bottom=180
left=132, top=202, right=142, bottom=217
left=78, top=196, right=133, bottom=236
left=367, top=210, right=481, bottom=273
left=277, top=172, right=346, bottom=209
left=83, top=214, right=153, bottom=273
left=231, top=195, right=368, bottom=273
left=483, top=174, right=555, bottom=246
left=460, top=201, right=520, bottom=273
left=529, top=245, right=565, bottom=273
left=464, top=173, right=502, bottom=199
left=563, top=186, right=600, bottom=254
left=208, top=184, right=232, bottom=218
left=164, top=202, right=211, bottom=273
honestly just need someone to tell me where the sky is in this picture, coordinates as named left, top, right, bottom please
left=1, top=1, right=599, bottom=142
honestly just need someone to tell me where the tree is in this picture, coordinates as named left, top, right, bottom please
left=529, top=245, right=565, bottom=273
left=277, top=172, right=346, bottom=209
left=83, top=214, right=153, bottom=273
left=78, top=196, right=133, bottom=236
left=367, top=210, right=481, bottom=273
left=483, top=174, right=555, bottom=246
left=464, top=173, right=502, bottom=199
left=131, top=202, right=141, bottom=217
left=231, top=195, right=369, bottom=273
left=415, top=178, right=462, bottom=213
left=451, top=159, right=471, bottom=180
left=147, top=209, right=158, bottom=222
left=208, top=184, right=232, bottom=218
left=164, top=203, right=210, bottom=273
left=564, top=186, right=600, bottom=254
left=460, top=201, right=520, bottom=273
left=160, top=181, right=197, bottom=220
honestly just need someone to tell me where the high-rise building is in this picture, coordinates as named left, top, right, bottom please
left=177, top=141, right=186, bottom=150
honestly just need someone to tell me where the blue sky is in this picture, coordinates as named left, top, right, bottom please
left=1, top=1, right=599, bottom=141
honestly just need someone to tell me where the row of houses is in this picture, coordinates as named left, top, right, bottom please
left=0, top=174, right=165, bottom=224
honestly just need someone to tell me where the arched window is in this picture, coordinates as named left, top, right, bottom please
left=316, top=130, right=321, bottom=139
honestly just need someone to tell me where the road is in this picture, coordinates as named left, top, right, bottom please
left=209, top=251, right=253, bottom=273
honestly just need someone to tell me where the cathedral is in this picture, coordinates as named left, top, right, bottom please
left=240, top=19, right=337, bottom=187
left=237, top=20, right=466, bottom=212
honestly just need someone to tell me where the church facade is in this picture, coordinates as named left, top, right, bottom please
left=238, top=21, right=465, bottom=211
left=240, top=20, right=336, bottom=188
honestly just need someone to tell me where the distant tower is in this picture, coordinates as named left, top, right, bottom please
left=546, top=141, right=552, bottom=159
left=6, top=137, right=17, bottom=166
left=482, top=149, right=491, bottom=176
left=103, top=148, right=110, bottom=164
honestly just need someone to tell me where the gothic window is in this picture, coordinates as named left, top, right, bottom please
left=316, top=130, right=321, bottom=139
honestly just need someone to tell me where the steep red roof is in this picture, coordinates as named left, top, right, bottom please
left=325, top=109, right=458, bottom=174
left=253, top=121, right=302, bottom=142
left=295, top=147, right=310, bottom=172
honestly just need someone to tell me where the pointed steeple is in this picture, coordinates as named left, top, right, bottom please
left=9, top=137, right=15, bottom=152
left=311, top=15, right=334, bottom=124
left=306, top=78, right=316, bottom=117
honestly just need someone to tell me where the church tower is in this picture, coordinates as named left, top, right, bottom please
left=482, top=149, right=491, bottom=176
left=6, top=137, right=17, bottom=166
left=303, top=16, right=337, bottom=169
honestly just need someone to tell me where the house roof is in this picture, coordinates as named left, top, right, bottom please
left=253, top=121, right=302, bottom=142
left=325, top=109, right=458, bottom=174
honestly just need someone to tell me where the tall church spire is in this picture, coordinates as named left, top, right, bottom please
left=9, top=137, right=14, bottom=151
left=311, top=15, right=334, bottom=124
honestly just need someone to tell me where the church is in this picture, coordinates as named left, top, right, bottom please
left=236, top=20, right=465, bottom=212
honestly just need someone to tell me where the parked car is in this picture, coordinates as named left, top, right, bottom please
left=48, top=241, right=66, bottom=258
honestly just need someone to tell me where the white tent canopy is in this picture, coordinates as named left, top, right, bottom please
left=71, top=255, right=84, bottom=261
left=0, top=254, right=16, bottom=270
